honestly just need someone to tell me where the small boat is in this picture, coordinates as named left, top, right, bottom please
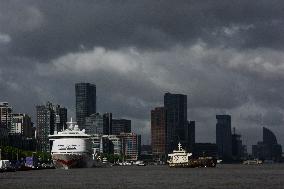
left=0, top=160, right=16, bottom=172
left=243, top=159, right=263, bottom=165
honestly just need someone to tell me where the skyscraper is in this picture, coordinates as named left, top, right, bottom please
left=75, top=83, right=96, bottom=129
left=0, top=102, right=12, bottom=131
left=0, top=102, right=11, bottom=146
left=231, top=128, right=244, bottom=161
left=103, top=113, right=112, bottom=135
left=187, top=120, right=195, bottom=151
left=216, top=115, right=232, bottom=160
left=36, top=102, right=67, bottom=152
left=151, top=107, right=166, bottom=160
left=164, top=92, right=187, bottom=153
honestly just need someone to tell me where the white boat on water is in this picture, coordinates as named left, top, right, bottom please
left=49, top=118, right=93, bottom=169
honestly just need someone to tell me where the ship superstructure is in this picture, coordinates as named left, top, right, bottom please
left=49, top=118, right=93, bottom=169
left=167, top=143, right=217, bottom=168
left=167, top=143, right=192, bottom=167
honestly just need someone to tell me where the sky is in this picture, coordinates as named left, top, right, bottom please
left=1, top=0, right=284, bottom=148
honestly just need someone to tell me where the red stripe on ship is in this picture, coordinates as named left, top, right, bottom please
left=56, top=158, right=82, bottom=166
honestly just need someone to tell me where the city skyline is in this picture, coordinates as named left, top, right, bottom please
left=1, top=1, right=284, bottom=149
left=2, top=87, right=283, bottom=150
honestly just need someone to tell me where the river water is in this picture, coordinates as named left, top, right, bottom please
left=0, top=164, right=283, bottom=189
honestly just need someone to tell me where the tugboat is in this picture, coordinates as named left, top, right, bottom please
left=167, top=143, right=217, bottom=168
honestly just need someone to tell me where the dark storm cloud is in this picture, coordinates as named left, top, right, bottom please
left=1, top=0, right=284, bottom=60
left=1, top=0, right=284, bottom=146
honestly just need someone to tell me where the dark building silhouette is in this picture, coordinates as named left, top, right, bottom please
left=252, top=127, right=282, bottom=162
left=231, top=128, right=245, bottom=161
left=187, top=121, right=195, bottom=151
left=112, top=119, right=131, bottom=135
left=193, top=143, right=218, bottom=158
left=75, top=83, right=96, bottom=129
left=164, top=92, right=187, bottom=153
left=58, top=108, right=67, bottom=132
left=216, top=115, right=232, bottom=160
left=151, top=107, right=167, bottom=160
left=103, top=113, right=112, bottom=135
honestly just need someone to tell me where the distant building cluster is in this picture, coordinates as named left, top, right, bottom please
left=0, top=102, right=36, bottom=151
left=74, top=83, right=141, bottom=161
left=151, top=93, right=283, bottom=163
left=151, top=93, right=195, bottom=161
left=252, top=127, right=282, bottom=162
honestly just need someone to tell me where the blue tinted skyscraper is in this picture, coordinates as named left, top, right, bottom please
left=216, top=115, right=232, bottom=160
left=75, top=83, right=96, bottom=129
left=164, top=92, right=187, bottom=153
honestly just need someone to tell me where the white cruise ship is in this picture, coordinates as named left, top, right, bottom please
left=49, top=118, right=93, bottom=169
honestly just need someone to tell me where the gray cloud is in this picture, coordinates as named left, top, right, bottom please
left=1, top=1, right=284, bottom=147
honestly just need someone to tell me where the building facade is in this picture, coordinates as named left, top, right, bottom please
left=112, top=119, right=131, bottom=135
left=75, top=83, right=96, bottom=129
left=36, top=102, right=67, bottom=152
left=151, top=107, right=166, bottom=160
left=0, top=102, right=12, bottom=132
left=10, top=113, right=33, bottom=138
left=164, top=92, right=188, bottom=153
left=103, top=113, right=112, bottom=135
left=85, top=113, right=104, bottom=135
left=120, top=133, right=141, bottom=161
left=216, top=115, right=232, bottom=160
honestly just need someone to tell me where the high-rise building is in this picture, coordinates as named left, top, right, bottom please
left=112, top=119, right=131, bottom=135
left=10, top=113, right=33, bottom=138
left=103, top=113, right=112, bottom=135
left=85, top=113, right=104, bottom=135
left=252, top=127, right=282, bottom=162
left=187, top=120, right=195, bottom=151
left=231, top=128, right=245, bottom=161
left=151, top=107, right=166, bottom=160
left=58, top=107, right=67, bottom=132
left=216, top=115, right=232, bottom=160
left=75, top=83, right=96, bottom=129
left=164, top=92, right=187, bottom=153
left=0, top=102, right=12, bottom=131
left=120, top=133, right=141, bottom=161
left=36, top=102, right=67, bottom=152
left=0, top=102, right=11, bottom=146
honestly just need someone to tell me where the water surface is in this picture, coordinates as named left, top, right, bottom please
left=0, top=164, right=283, bottom=189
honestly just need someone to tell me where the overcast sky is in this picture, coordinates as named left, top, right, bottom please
left=1, top=0, right=284, bottom=148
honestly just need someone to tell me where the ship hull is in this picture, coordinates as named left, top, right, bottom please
left=169, top=158, right=217, bottom=168
left=52, top=153, right=93, bottom=169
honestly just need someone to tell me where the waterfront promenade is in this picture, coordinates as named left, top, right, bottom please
left=0, top=164, right=283, bottom=189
